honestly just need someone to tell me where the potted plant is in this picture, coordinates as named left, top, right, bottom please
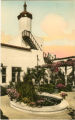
left=60, top=92, right=68, bottom=99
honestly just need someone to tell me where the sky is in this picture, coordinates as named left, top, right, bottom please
left=1, top=0, right=75, bottom=58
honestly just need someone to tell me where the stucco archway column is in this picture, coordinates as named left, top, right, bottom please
left=65, top=66, right=67, bottom=86
left=20, top=71, right=24, bottom=82
left=72, top=64, right=75, bottom=86
left=0, top=66, right=2, bottom=84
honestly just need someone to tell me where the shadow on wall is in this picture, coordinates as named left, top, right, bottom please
left=0, top=109, right=9, bottom=120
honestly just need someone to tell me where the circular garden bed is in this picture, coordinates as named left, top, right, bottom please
left=10, top=94, right=69, bottom=114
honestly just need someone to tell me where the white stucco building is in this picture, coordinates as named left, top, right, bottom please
left=0, top=3, right=44, bottom=86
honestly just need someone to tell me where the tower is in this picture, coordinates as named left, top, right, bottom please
left=17, top=2, right=42, bottom=51
left=17, top=2, right=32, bottom=33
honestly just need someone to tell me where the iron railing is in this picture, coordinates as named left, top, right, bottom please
left=22, top=30, right=42, bottom=51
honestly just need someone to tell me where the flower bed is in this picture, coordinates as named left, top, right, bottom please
left=7, top=87, right=62, bottom=107
left=10, top=94, right=69, bottom=114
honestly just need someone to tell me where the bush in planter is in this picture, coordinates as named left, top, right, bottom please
left=0, top=86, right=7, bottom=96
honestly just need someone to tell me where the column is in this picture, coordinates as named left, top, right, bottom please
left=65, top=66, right=67, bottom=86
left=20, top=71, right=24, bottom=82
left=72, top=64, right=75, bottom=86
left=0, top=67, right=2, bottom=84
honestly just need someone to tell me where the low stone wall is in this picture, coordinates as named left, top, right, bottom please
left=10, top=94, right=69, bottom=114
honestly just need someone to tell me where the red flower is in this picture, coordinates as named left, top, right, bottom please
left=29, top=102, right=35, bottom=105
left=55, top=67, right=58, bottom=72
left=60, top=92, right=67, bottom=97
left=56, top=83, right=65, bottom=88
left=37, top=99, right=44, bottom=103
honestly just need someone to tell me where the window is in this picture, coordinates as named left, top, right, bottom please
left=2, top=67, right=6, bottom=83
left=12, top=67, right=21, bottom=82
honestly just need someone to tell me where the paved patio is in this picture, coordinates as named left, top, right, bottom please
left=1, top=92, right=75, bottom=119
left=55, top=92, right=75, bottom=109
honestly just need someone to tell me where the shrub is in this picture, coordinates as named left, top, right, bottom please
left=7, top=88, right=20, bottom=100
left=8, top=81, right=15, bottom=89
left=21, top=97, right=30, bottom=103
left=7, top=69, right=37, bottom=102
left=38, top=84, right=55, bottom=93
left=56, top=83, right=65, bottom=88
left=56, top=83, right=65, bottom=91
left=15, top=76, right=37, bottom=102
left=64, top=84, right=72, bottom=92
left=0, top=86, right=7, bottom=96
left=56, top=79, right=65, bottom=84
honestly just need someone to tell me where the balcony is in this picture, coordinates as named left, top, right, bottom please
left=22, top=30, right=42, bottom=51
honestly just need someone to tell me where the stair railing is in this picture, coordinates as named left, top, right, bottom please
left=22, top=30, right=42, bottom=51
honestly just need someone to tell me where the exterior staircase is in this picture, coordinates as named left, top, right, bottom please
left=22, top=30, right=42, bottom=51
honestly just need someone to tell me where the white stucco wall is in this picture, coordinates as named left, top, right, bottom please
left=1, top=46, right=44, bottom=85
left=19, top=17, right=32, bottom=32
left=8, top=33, right=43, bottom=51
left=8, top=33, right=30, bottom=48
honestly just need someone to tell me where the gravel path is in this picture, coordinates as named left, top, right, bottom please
left=1, top=93, right=74, bottom=119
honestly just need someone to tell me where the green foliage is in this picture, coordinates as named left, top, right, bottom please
left=55, top=83, right=72, bottom=92
left=38, top=84, right=55, bottom=93
left=21, top=97, right=31, bottom=103
left=68, top=69, right=74, bottom=85
left=50, top=70, right=65, bottom=85
left=30, top=67, right=47, bottom=85
left=15, top=69, right=37, bottom=102
left=28, top=95, right=61, bottom=107
left=56, top=83, right=65, bottom=92
left=15, top=81, right=36, bottom=101
left=64, top=84, right=72, bottom=92
left=0, top=86, right=7, bottom=96
left=8, top=81, right=15, bottom=88
left=44, top=55, right=53, bottom=64
left=58, top=71, right=65, bottom=82
left=56, top=80, right=64, bottom=84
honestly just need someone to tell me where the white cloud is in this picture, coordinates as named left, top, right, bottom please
left=41, top=14, right=75, bottom=41
left=44, top=39, right=75, bottom=46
